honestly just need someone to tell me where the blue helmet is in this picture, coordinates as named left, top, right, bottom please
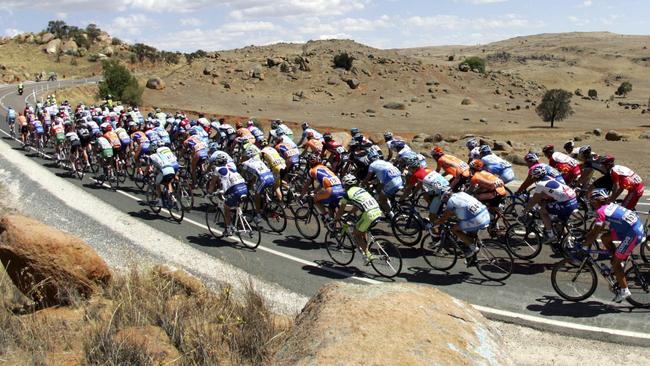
left=479, top=145, right=492, bottom=157
left=589, top=188, right=609, bottom=202
left=392, top=140, right=405, bottom=150
left=367, top=149, right=380, bottom=161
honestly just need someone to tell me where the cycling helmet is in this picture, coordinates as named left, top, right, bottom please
left=441, top=187, right=453, bottom=202
left=563, top=141, right=574, bottom=152
left=392, top=140, right=405, bottom=150
left=350, top=127, right=360, bottom=135
left=542, top=144, right=554, bottom=154
left=258, top=138, right=268, bottom=147
left=530, top=166, right=547, bottom=180
left=153, top=120, right=160, bottom=128
left=93, top=130, right=102, bottom=138
left=367, top=150, right=380, bottom=162
left=271, top=120, right=279, bottom=129
left=105, top=124, right=113, bottom=132
left=235, top=121, right=243, bottom=129
left=187, top=128, right=197, bottom=136
left=600, top=155, right=615, bottom=167
left=237, top=136, right=248, bottom=145
left=578, top=145, right=592, bottom=157
left=275, top=128, right=285, bottom=137
left=524, top=152, right=539, bottom=163
left=247, top=120, right=254, bottom=127
left=323, top=133, right=333, bottom=142
left=405, top=155, right=420, bottom=168
left=306, top=131, right=314, bottom=139
left=150, top=141, right=159, bottom=151
left=215, top=155, right=228, bottom=166
left=189, top=119, right=197, bottom=127
left=245, top=146, right=259, bottom=159
left=469, top=159, right=484, bottom=171
left=301, top=122, right=309, bottom=130
left=342, top=174, right=358, bottom=186
left=466, top=138, right=479, bottom=150
left=353, top=134, right=364, bottom=142
left=383, top=131, right=393, bottom=142
left=479, top=145, right=492, bottom=157
left=306, top=154, right=320, bottom=167
left=179, top=119, right=189, bottom=128
left=589, top=188, right=610, bottom=202
left=431, top=146, right=444, bottom=158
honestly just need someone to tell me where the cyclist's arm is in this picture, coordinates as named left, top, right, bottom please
left=334, top=200, right=349, bottom=222
left=516, top=175, right=534, bottom=195
left=524, top=192, right=543, bottom=212
left=577, top=167, right=593, bottom=188
left=608, top=182, right=624, bottom=203
left=434, top=209, right=454, bottom=226
left=361, top=171, right=375, bottom=187
left=584, top=222, right=605, bottom=248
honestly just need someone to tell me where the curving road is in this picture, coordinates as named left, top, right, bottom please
left=1, top=80, right=649, bottom=343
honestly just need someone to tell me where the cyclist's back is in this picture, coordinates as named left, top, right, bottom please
left=447, top=192, right=490, bottom=232
left=481, top=153, right=515, bottom=183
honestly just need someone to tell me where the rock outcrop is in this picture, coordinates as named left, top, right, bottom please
left=146, top=77, right=165, bottom=90
left=0, top=215, right=111, bottom=307
left=274, top=282, right=513, bottom=366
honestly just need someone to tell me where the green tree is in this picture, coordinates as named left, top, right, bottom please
left=459, top=56, right=486, bottom=73
left=185, top=49, right=207, bottom=65
left=535, top=89, right=574, bottom=128
left=85, top=23, right=102, bottom=43
left=615, top=81, right=632, bottom=97
left=46, top=20, right=67, bottom=38
left=97, top=60, right=143, bottom=105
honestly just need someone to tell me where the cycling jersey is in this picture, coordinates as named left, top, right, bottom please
left=275, top=142, right=300, bottom=165
left=184, top=135, right=208, bottom=159
left=340, top=186, right=383, bottom=232
left=304, top=139, right=323, bottom=154
left=309, top=165, right=341, bottom=188
left=471, top=171, right=506, bottom=196
left=468, top=147, right=481, bottom=161
left=115, top=127, right=131, bottom=145
left=237, top=127, right=256, bottom=143
left=242, top=157, right=275, bottom=193
left=144, top=129, right=161, bottom=144
left=595, top=203, right=645, bottom=260
left=209, top=150, right=234, bottom=164
left=534, top=178, right=578, bottom=221
left=423, top=171, right=450, bottom=214
left=154, top=126, right=171, bottom=145
left=131, top=131, right=150, bottom=149
left=97, top=136, right=114, bottom=158
left=408, top=167, right=432, bottom=186
left=550, top=152, right=581, bottom=184
left=248, top=125, right=265, bottom=141
left=156, top=146, right=179, bottom=171
left=242, top=141, right=261, bottom=158
left=278, top=123, right=293, bottom=138
left=104, top=131, right=121, bottom=149
left=447, top=192, right=490, bottom=232
left=65, top=131, right=80, bottom=146
left=368, top=159, right=403, bottom=195
left=51, top=124, right=65, bottom=141
left=611, top=165, right=643, bottom=191
left=261, top=146, right=286, bottom=170
left=387, top=139, right=408, bottom=152
left=437, top=154, right=470, bottom=178
left=323, top=140, right=345, bottom=158
left=302, top=128, right=323, bottom=141
left=481, top=154, right=515, bottom=183
left=218, top=167, right=248, bottom=206
left=582, top=155, right=609, bottom=175
left=399, top=149, right=427, bottom=168
left=87, top=121, right=100, bottom=135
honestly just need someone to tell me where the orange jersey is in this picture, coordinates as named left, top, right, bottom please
left=17, top=115, right=27, bottom=126
left=237, top=127, right=255, bottom=143
left=304, top=139, right=323, bottom=154
left=104, top=131, right=121, bottom=148
left=471, top=171, right=506, bottom=196
left=309, top=164, right=341, bottom=188
left=437, top=154, right=470, bottom=178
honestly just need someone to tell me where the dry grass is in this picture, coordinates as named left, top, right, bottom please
left=0, top=266, right=290, bottom=365
left=53, top=84, right=102, bottom=106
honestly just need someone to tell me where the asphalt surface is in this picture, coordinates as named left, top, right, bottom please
left=1, top=80, right=649, bottom=338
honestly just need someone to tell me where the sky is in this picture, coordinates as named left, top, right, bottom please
left=1, top=0, right=648, bottom=52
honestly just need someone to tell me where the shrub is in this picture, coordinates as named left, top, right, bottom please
left=185, top=49, right=207, bottom=65
left=615, top=81, right=632, bottom=97
left=459, top=56, right=486, bottom=73
left=333, top=52, right=355, bottom=70
left=97, top=60, right=143, bottom=106
left=588, top=89, right=598, bottom=99
left=536, top=89, right=574, bottom=128
left=111, top=37, right=123, bottom=46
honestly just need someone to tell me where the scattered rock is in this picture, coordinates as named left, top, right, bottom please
left=574, top=136, right=583, bottom=142
left=444, top=136, right=459, bottom=143
left=605, top=130, right=623, bottom=141
left=410, top=97, right=419, bottom=103
left=383, top=102, right=406, bottom=110
left=504, top=154, right=528, bottom=166
left=480, top=117, right=488, bottom=123
left=102, top=46, right=114, bottom=56
left=327, top=77, right=339, bottom=85
left=273, top=283, right=513, bottom=366
left=146, top=77, right=165, bottom=90
left=493, top=140, right=513, bottom=152
left=266, top=57, right=284, bottom=67
left=593, top=128, right=602, bottom=136
left=251, top=66, right=264, bottom=80
left=43, top=39, right=62, bottom=54
left=461, top=97, right=473, bottom=105
left=61, top=40, right=78, bottom=54
left=40, top=32, right=55, bottom=44
left=639, top=130, right=650, bottom=139
left=365, top=109, right=376, bottom=114
left=459, top=63, right=470, bottom=72
left=114, top=326, right=181, bottom=365
left=0, top=215, right=111, bottom=307
left=346, top=78, right=360, bottom=89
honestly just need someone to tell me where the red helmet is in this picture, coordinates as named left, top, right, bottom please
left=469, top=159, right=484, bottom=171
left=431, top=146, right=444, bottom=158
left=105, top=124, right=113, bottom=132
left=306, top=131, right=314, bottom=139
left=180, top=119, right=189, bottom=128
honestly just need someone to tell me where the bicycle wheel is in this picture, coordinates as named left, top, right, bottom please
left=145, top=184, right=161, bottom=214
left=420, top=233, right=458, bottom=271
left=237, top=214, right=261, bottom=249
left=551, top=258, right=598, bottom=302
left=390, top=211, right=422, bottom=247
left=178, top=179, right=194, bottom=211
left=475, top=240, right=514, bottom=282
left=126, top=156, right=136, bottom=178
left=625, top=264, right=650, bottom=308
left=134, top=171, right=147, bottom=190
left=640, top=240, right=649, bottom=263
left=505, top=223, right=542, bottom=260
left=117, top=160, right=127, bottom=183
left=107, top=168, right=119, bottom=190
left=167, top=188, right=184, bottom=223
left=74, top=157, right=85, bottom=180
left=264, top=200, right=287, bottom=233
left=205, top=205, right=225, bottom=238
left=369, top=238, right=403, bottom=278
left=325, top=231, right=355, bottom=265
left=294, top=206, right=321, bottom=240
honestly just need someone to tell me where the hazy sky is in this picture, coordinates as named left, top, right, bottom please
left=2, top=0, right=648, bottom=51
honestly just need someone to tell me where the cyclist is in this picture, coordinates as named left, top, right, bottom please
left=246, top=120, right=265, bottom=144
left=114, top=123, right=132, bottom=162
left=384, top=131, right=410, bottom=162
left=522, top=166, right=578, bottom=242
left=64, top=124, right=82, bottom=172
left=302, top=154, right=344, bottom=218
left=50, top=119, right=65, bottom=161
left=274, top=132, right=300, bottom=171
left=301, top=130, right=323, bottom=157
left=182, top=131, right=209, bottom=185
left=479, top=145, right=515, bottom=184
left=269, top=119, right=294, bottom=142
left=236, top=121, right=256, bottom=145
left=297, top=122, right=323, bottom=146
left=206, top=148, right=236, bottom=196
left=259, top=139, right=286, bottom=200
left=604, top=159, right=645, bottom=210
left=241, top=147, right=275, bottom=222
left=214, top=155, right=249, bottom=236
left=362, top=150, right=403, bottom=217
left=401, top=155, right=432, bottom=199
left=333, top=174, right=383, bottom=264
left=103, top=124, right=122, bottom=160
left=94, top=131, right=115, bottom=180
left=148, top=142, right=178, bottom=207
left=6, top=106, right=16, bottom=135
left=435, top=189, right=490, bottom=258
left=467, top=160, right=507, bottom=210
left=577, top=147, right=612, bottom=191
left=18, top=112, right=28, bottom=147
left=563, top=140, right=582, bottom=158
left=465, top=138, right=481, bottom=161
left=515, top=152, right=565, bottom=195
left=584, top=189, right=646, bottom=302
left=76, top=121, right=92, bottom=167
left=431, top=146, right=470, bottom=192
left=542, top=145, right=581, bottom=186
left=321, top=133, right=345, bottom=173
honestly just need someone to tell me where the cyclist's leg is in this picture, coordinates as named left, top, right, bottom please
left=621, top=186, right=643, bottom=210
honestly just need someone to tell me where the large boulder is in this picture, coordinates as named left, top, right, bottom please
left=493, top=140, right=513, bottom=152
left=43, top=39, right=62, bottom=54
left=605, top=130, right=624, bottom=141
left=61, top=40, right=78, bottom=54
left=40, top=32, right=55, bottom=44
left=146, top=77, right=165, bottom=90
left=274, top=283, right=513, bottom=366
left=114, top=326, right=180, bottom=365
left=102, top=46, right=114, bottom=56
left=0, top=215, right=111, bottom=307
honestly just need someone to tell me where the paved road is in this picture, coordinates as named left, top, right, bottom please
left=1, top=81, right=649, bottom=338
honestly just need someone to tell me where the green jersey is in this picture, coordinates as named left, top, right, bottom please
left=341, top=186, right=380, bottom=212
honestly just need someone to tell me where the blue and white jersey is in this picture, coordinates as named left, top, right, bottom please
left=447, top=192, right=487, bottom=221
left=218, top=166, right=246, bottom=192
left=481, top=153, right=515, bottom=183
left=595, top=203, right=645, bottom=237
left=398, top=149, right=427, bottom=167
left=533, top=178, right=576, bottom=203
left=278, top=123, right=293, bottom=136
left=154, top=126, right=171, bottom=145
left=249, top=126, right=265, bottom=140
left=368, top=160, right=401, bottom=184
left=422, top=171, right=449, bottom=194
left=242, top=157, right=273, bottom=180
left=7, top=109, right=16, bottom=119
